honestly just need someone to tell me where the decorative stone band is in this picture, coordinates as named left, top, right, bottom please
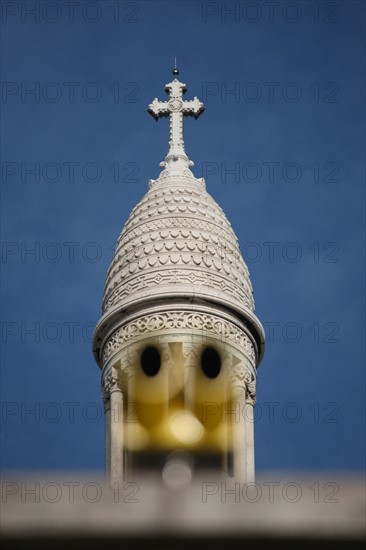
left=112, top=227, right=244, bottom=271
left=149, top=174, right=206, bottom=189
left=107, top=233, right=248, bottom=283
left=121, top=189, right=234, bottom=235
left=102, top=310, right=256, bottom=365
left=119, top=214, right=239, bottom=251
left=103, top=271, right=253, bottom=315
left=104, top=252, right=250, bottom=298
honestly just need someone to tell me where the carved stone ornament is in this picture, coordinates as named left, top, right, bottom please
left=101, top=367, right=119, bottom=402
left=148, top=78, right=204, bottom=178
left=244, top=371, right=257, bottom=405
left=229, top=364, right=257, bottom=403
left=229, top=362, right=248, bottom=386
left=246, top=380, right=257, bottom=406
left=182, top=344, right=199, bottom=368
left=160, top=344, right=173, bottom=370
left=103, top=311, right=255, bottom=365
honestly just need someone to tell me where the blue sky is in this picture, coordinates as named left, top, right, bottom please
left=1, top=0, right=365, bottom=473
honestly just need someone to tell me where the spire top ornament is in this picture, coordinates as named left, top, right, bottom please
left=172, top=57, right=179, bottom=76
left=148, top=71, right=204, bottom=178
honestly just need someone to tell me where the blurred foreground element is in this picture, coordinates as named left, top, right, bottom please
left=1, top=473, right=365, bottom=548
left=101, top=338, right=260, bottom=482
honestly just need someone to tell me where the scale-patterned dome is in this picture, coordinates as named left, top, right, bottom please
left=93, top=75, right=265, bottom=367
left=103, top=175, right=254, bottom=319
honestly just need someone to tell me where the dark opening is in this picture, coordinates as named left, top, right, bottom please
left=200, top=347, right=221, bottom=379
left=140, top=346, right=161, bottom=376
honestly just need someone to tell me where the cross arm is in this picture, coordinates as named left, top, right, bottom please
left=182, top=97, right=205, bottom=119
left=148, top=98, right=170, bottom=120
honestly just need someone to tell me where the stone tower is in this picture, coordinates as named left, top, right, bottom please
left=92, top=70, right=265, bottom=484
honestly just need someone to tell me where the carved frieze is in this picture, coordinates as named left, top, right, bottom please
left=102, top=311, right=256, bottom=365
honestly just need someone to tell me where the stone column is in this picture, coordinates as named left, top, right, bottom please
left=102, top=387, right=111, bottom=476
left=125, top=353, right=138, bottom=476
left=160, top=343, right=172, bottom=415
left=104, top=366, right=124, bottom=483
left=222, top=354, right=232, bottom=475
left=231, top=362, right=247, bottom=483
left=182, top=343, right=197, bottom=411
left=245, top=374, right=256, bottom=483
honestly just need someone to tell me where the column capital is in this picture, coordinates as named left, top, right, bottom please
left=160, top=342, right=173, bottom=370
left=245, top=372, right=256, bottom=406
left=229, top=362, right=256, bottom=405
left=229, top=361, right=247, bottom=389
left=182, top=342, right=199, bottom=368
left=121, top=352, right=139, bottom=389
left=102, top=366, right=121, bottom=403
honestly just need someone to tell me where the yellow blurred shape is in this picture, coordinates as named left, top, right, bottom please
left=125, top=422, right=150, bottom=451
left=169, top=410, right=205, bottom=446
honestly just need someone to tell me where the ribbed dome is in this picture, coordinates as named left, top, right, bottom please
left=102, top=174, right=255, bottom=321
left=93, top=75, right=265, bottom=368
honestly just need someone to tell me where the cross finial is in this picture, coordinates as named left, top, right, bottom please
left=148, top=72, right=204, bottom=178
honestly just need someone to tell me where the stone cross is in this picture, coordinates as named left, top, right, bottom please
left=148, top=77, right=204, bottom=174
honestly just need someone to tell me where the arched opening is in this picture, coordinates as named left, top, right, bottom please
left=140, top=346, right=161, bottom=377
left=200, top=347, right=221, bottom=379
